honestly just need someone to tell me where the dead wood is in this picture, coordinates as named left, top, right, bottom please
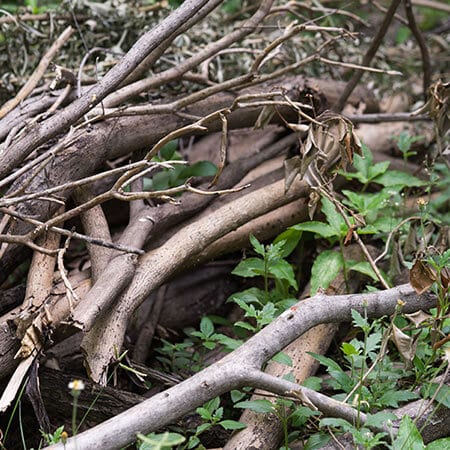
left=42, top=284, right=436, bottom=450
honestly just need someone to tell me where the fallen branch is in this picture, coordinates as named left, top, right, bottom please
left=43, top=284, right=436, bottom=450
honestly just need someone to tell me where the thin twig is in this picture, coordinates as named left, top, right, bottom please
left=403, top=0, right=431, bottom=100
left=0, top=26, right=73, bottom=119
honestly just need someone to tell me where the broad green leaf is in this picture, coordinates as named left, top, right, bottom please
left=181, top=160, right=217, bottom=178
left=159, top=140, right=179, bottom=160
left=309, top=352, right=353, bottom=392
left=269, top=259, right=298, bottom=289
left=249, top=234, right=265, bottom=257
left=392, top=415, right=425, bottom=450
left=234, top=321, right=256, bottom=331
left=351, top=309, right=369, bottom=331
left=304, top=433, right=331, bottom=450
left=271, top=351, right=293, bottom=366
left=374, top=170, right=426, bottom=187
left=348, top=261, right=380, bottom=282
left=321, top=197, right=346, bottom=235
left=310, top=251, right=344, bottom=295
left=137, top=431, right=185, bottom=449
left=274, top=228, right=302, bottom=257
left=203, top=397, right=220, bottom=413
left=320, top=417, right=354, bottom=433
left=421, top=383, right=450, bottom=408
left=195, top=407, right=212, bottom=421
left=232, top=258, right=265, bottom=278
left=230, top=390, right=246, bottom=403
left=368, top=161, right=390, bottom=180
left=195, top=423, right=211, bottom=435
left=352, top=144, right=372, bottom=180
left=290, top=221, right=336, bottom=238
left=199, top=317, right=214, bottom=338
left=302, top=376, right=322, bottom=391
left=341, top=342, right=359, bottom=356
left=426, top=438, right=450, bottom=449
left=219, top=420, right=247, bottom=430
left=234, top=399, right=275, bottom=414
left=379, top=390, right=419, bottom=407
left=365, top=411, right=397, bottom=428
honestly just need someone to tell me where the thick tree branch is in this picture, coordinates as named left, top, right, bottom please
left=44, top=284, right=436, bottom=450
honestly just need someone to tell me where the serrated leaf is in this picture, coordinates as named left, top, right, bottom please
left=232, top=258, right=265, bottom=278
left=421, top=383, right=450, bottom=408
left=321, top=197, right=346, bottom=235
left=374, top=170, right=426, bottom=187
left=304, top=433, right=331, bottom=450
left=392, top=415, right=425, bottom=450
left=379, top=390, right=419, bottom=408
left=199, top=317, right=214, bottom=338
left=290, top=221, right=336, bottom=238
left=426, top=437, right=450, bottom=449
left=249, top=234, right=265, bottom=257
left=351, top=309, right=369, bottom=331
left=269, top=259, right=298, bottom=289
left=310, top=250, right=344, bottom=295
left=365, top=411, right=397, bottom=428
left=234, top=399, right=275, bottom=413
left=302, top=376, right=322, bottom=391
left=348, top=261, right=380, bottom=282
left=273, top=228, right=302, bottom=257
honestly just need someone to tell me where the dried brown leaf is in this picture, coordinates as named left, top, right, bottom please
left=409, top=259, right=437, bottom=294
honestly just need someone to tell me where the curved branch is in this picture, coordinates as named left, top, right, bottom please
left=44, top=284, right=436, bottom=450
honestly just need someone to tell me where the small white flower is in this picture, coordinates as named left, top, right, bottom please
left=68, top=379, right=85, bottom=391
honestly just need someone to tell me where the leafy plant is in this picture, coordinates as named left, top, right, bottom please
left=228, top=234, right=298, bottom=332
left=186, top=397, right=246, bottom=449
left=144, top=140, right=217, bottom=191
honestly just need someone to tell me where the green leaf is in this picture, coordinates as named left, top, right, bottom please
left=321, top=197, right=346, bottom=235
left=392, top=415, right=425, bottom=450
left=196, top=407, right=212, bottom=421
left=304, top=433, right=331, bottom=450
left=234, top=321, right=256, bottom=331
left=421, top=383, right=450, bottom=408
left=268, top=259, right=298, bottom=289
left=181, top=160, right=217, bottom=178
left=302, top=376, right=322, bottom=391
left=426, top=438, right=450, bottom=449
left=203, top=397, right=220, bottom=414
left=249, top=234, right=265, bottom=257
left=352, top=144, right=372, bottom=180
left=320, top=417, right=354, bottom=433
left=196, top=423, right=212, bottom=435
left=309, top=352, right=353, bottom=392
left=199, top=317, right=214, bottom=338
left=310, top=251, right=344, bottom=295
left=367, top=161, right=390, bottom=180
left=231, top=390, right=246, bottom=403
left=219, top=420, right=247, bottom=430
left=374, top=170, right=426, bottom=187
left=234, top=399, right=275, bottom=414
left=232, top=258, right=265, bottom=278
left=351, top=309, right=369, bottom=331
left=159, top=140, right=178, bottom=160
left=348, top=261, right=380, bottom=282
left=274, top=228, right=302, bottom=257
left=365, top=412, right=397, bottom=428
left=290, top=221, right=337, bottom=238
left=271, top=351, right=293, bottom=366
left=341, top=342, right=359, bottom=356
left=137, top=431, right=186, bottom=449
left=378, top=390, right=419, bottom=408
